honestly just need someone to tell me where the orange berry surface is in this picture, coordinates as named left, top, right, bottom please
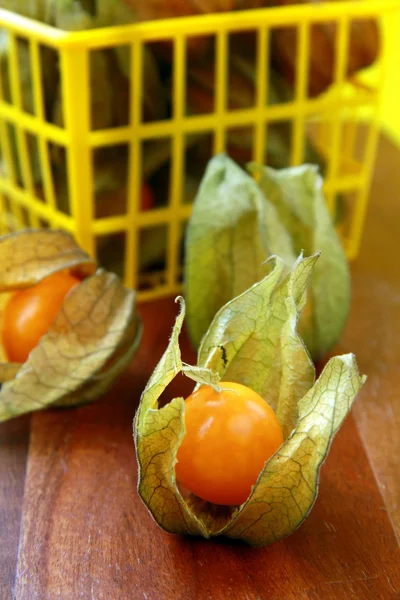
left=2, top=271, right=80, bottom=364
left=141, top=182, right=154, bottom=211
left=175, top=382, right=284, bottom=506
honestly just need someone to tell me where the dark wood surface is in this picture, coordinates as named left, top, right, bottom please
left=1, top=134, right=400, bottom=599
left=0, top=416, right=30, bottom=600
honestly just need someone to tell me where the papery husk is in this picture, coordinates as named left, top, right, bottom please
left=0, top=229, right=141, bottom=422
left=184, top=155, right=350, bottom=360
left=135, top=259, right=365, bottom=545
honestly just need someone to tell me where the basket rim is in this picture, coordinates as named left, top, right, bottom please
left=0, top=0, right=399, bottom=50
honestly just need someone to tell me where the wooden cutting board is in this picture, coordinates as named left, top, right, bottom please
left=11, top=296, right=400, bottom=600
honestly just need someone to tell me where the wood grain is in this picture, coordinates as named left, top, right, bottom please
left=0, top=416, right=30, bottom=599
left=335, top=134, right=400, bottom=541
left=13, top=300, right=400, bottom=600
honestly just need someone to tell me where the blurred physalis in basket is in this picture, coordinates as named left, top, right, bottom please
left=271, top=0, right=380, bottom=97
left=0, top=1, right=381, bottom=286
left=0, top=229, right=141, bottom=423
left=185, top=155, right=350, bottom=361
left=0, top=0, right=168, bottom=206
left=0, top=1, right=380, bottom=211
left=134, top=258, right=365, bottom=546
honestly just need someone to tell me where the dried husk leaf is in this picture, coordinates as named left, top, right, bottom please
left=220, top=354, right=366, bottom=545
left=197, top=254, right=317, bottom=438
left=185, top=155, right=295, bottom=348
left=55, top=0, right=168, bottom=121
left=134, top=298, right=207, bottom=537
left=122, top=0, right=233, bottom=20
left=120, top=0, right=277, bottom=60
left=185, top=155, right=350, bottom=360
left=0, top=1, right=52, bottom=20
left=121, top=0, right=266, bottom=22
left=0, top=229, right=96, bottom=291
left=0, top=230, right=141, bottom=422
left=250, top=163, right=351, bottom=360
left=135, top=258, right=365, bottom=545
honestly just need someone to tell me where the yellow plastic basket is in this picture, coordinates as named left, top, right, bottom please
left=0, top=1, right=398, bottom=301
